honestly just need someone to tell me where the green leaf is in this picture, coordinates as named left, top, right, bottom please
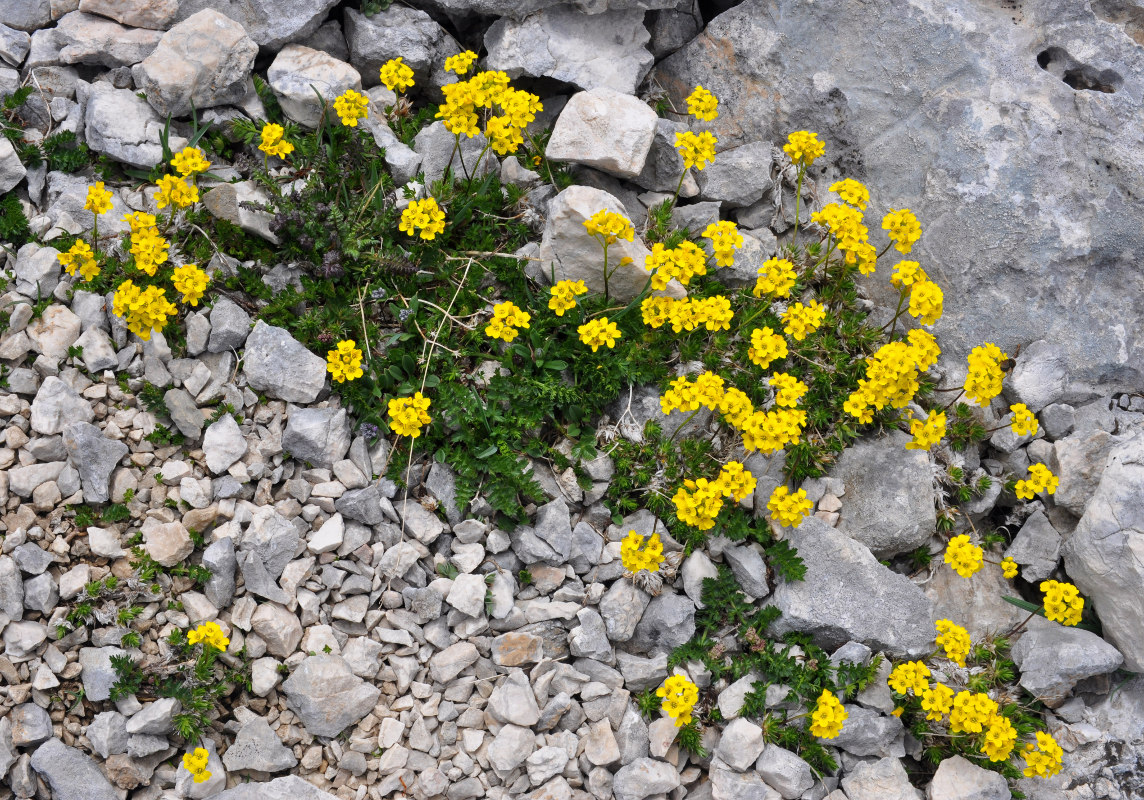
left=545, top=360, right=568, bottom=370
left=475, top=444, right=499, bottom=459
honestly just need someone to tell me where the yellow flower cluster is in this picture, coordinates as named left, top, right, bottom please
left=829, top=178, right=869, bottom=210
left=685, top=85, right=719, bottom=121
left=949, top=690, right=998, bottom=734
left=741, top=407, right=806, bottom=454
left=811, top=202, right=873, bottom=271
left=182, top=748, right=211, bottom=784
left=549, top=279, right=587, bottom=316
left=258, top=122, right=294, bottom=159
left=888, top=661, right=931, bottom=695
left=891, top=260, right=926, bottom=288
left=171, top=146, right=210, bottom=177
left=944, top=534, right=983, bottom=578
left=719, top=461, right=757, bottom=502
left=1041, top=579, right=1084, bottom=626
left=675, top=130, right=717, bottom=171
left=784, top=131, right=825, bottom=167
left=781, top=300, right=826, bottom=341
left=379, top=56, right=415, bottom=92
left=399, top=197, right=447, bottom=240
left=187, top=621, right=229, bottom=651
left=905, top=409, right=946, bottom=451
left=85, top=182, right=113, bottom=215
left=621, top=530, right=664, bottom=573
left=908, top=280, right=943, bottom=326
left=128, top=220, right=170, bottom=276
left=935, top=619, right=971, bottom=666
left=767, top=485, right=812, bottom=528
left=920, top=682, right=954, bottom=721
left=583, top=209, right=634, bottom=244
left=388, top=392, right=432, bottom=438
left=673, top=462, right=758, bottom=529
left=333, top=88, right=369, bottom=126
left=436, top=70, right=541, bottom=155
left=964, top=342, right=1008, bottom=406
left=1015, top=462, right=1059, bottom=500
left=809, top=690, right=847, bottom=738
left=754, top=257, right=797, bottom=299
left=578, top=317, right=621, bottom=352
left=657, top=674, right=699, bottom=727
left=982, top=714, right=1018, bottom=762
left=486, top=300, right=531, bottom=342
left=844, top=332, right=939, bottom=423
left=1023, top=731, right=1064, bottom=778
left=58, top=240, right=99, bottom=282
left=326, top=339, right=364, bottom=383
left=748, top=327, right=788, bottom=369
left=660, top=371, right=724, bottom=414
left=113, top=281, right=177, bottom=341
left=1009, top=403, right=1039, bottom=436
left=641, top=295, right=733, bottom=333
left=702, top=220, right=743, bottom=267
left=171, top=264, right=210, bottom=307
left=769, top=372, right=807, bottom=408
left=883, top=208, right=922, bottom=254
left=645, top=241, right=708, bottom=289
left=155, top=174, right=199, bottom=210
left=1001, top=557, right=1019, bottom=579
left=444, top=50, right=478, bottom=76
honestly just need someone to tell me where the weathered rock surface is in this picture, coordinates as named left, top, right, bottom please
left=546, top=88, right=659, bottom=179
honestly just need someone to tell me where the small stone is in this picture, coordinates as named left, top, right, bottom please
left=85, top=711, right=128, bottom=759
left=599, top=579, right=650, bottom=642
left=446, top=572, right=488, bottom=617
left=243, top=321, right=327, bottom=403
left=283, top=406, right=352, bottom=469
left=222, top=715, right=298, bottom=773
left=612, top=757, right=680, bottom=800
left=31, top=376, right=94, bottom=435
left=281, top=655, right=381, bottom=738
left=207, top=296, right=252, bottom=353
left=308, top=513, right=344, bottom=554
left=124, top=697, right=179, bottom=735
left=30, top=739, right=119, bottom=800
left=79, top=646, right=125, bottom=702
left=62, top=421, right=127, bottom=503
left=927, top=754, right=1011, bottom=800
left=251, top=603, right=303, bottom=658
left=841, top=757, right=923, bottom=800
left=629, top=592, right=696, bottom=654
left=487, top=724, right=535, bottom=774
left=1010, top=617, right=1124, bottom=707
left=715, top=718, right=765, bottom=771
left=755, top=745, right=815, bottom=799
left=143, top=520, right=192, bottom=567
left=10, top=704, right=53, bottom=747
left=487, top=670, right=541, bottom=726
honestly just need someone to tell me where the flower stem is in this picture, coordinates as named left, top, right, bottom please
left=792, top=166, right=805, bottom=242
left=602, top=240, right=611, bottom=302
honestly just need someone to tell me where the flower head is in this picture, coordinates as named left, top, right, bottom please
left=675, top=130, right=717, bottom=170
left=1015, top=462, right=1059, bottom=500
left=883, top=208, right=922, bottom=254
left=578, top=317, right=621, bottom=352
left=829, top=178, right=869, bottom=210
left=781, top=301, right=827, bottom=341
left=58, top=240, right=99, bottom=282
left=1009, top=403, right=1039, bottom=437
left=963, top=343, right=1008, bottom=406
left=327, top=339, right=364, bottom=383
left=621, top=530, right=665, bottom=574
left=905, top=409, right=946, bottom=451
left=155, top=174, right=199, bottom=210
left=949, top=691, right=998, bottom=734
left=379, top=57, right=415, bottom=93
left=674, top=477, right=725, bottom=530
left=718, top=461, right=757, bottom=502
left=686, top=85, right=719, bottom=121
left=444, top=50, right=478, bottom=76
left=583, top=209, right=634, bottom=244
left=1001, top=557, right=1019, bottom=579
left=171, top=264, right=210, bottom=307
left=656, top=674, right=699, bottom=727
left=754, top=257, right=797, bottom=299
left=1023, top=731, right=1064, bottom=778
left=908, top=279, right=944, bottom=326
left=702, top=220, right=743, bottom=267
left=748, top=327, right=788, bottom=370
left=888, top=661, right=931, bottom=696
left=333, top=88, right=369, bottom=126
left=84, top=182, right=113, bottom=215
left=920, top=682, right=954, bottom=721
left=981, top=714, right=1018, bottom=762
left=399, top=197, right=447, bottom=241
left=809, top=690, right=847, bottom=738
left=548, top=279, right=588, bottom=316
left=935, top=619, right=971, bottom=666
left=113, top=280, right=176, bottom=341
left=1041, top=579, right=1084, bottom=626
left=784, top=131, right=825, bottom=167
left=259, top=122, right=294, bottom=159
left=388, top=392, right=432, bottom=438
left=767, top=485, right=812, bottom=528
left=769, top=372, right=808, bottom=408
left=171, top=146, right=211, bottom=178
left=485, top=300, right=531, bottom=342
left=944, top=534, right=983, bottom=578
left=187, top=621, right=229, bottom=651
left=182, top=747, right=212, bottom=784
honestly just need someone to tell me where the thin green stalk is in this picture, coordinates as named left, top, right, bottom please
left=792, top=166, right=805, bottom=242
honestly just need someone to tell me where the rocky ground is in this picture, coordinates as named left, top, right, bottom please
left=2, top=2, right=1144, bottom=800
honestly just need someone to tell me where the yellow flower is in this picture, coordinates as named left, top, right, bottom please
left=399, top=197, right=447, bottom=240
left=783, top=131, right=825, bottom=167
left=380, top=57, right=416, bottom=92
left=1040, top=579, right=1084, bottom=626
left=1015, top=462, right=1059, bottom=500
left=908, top=280, right=943, bottom=326
left=769, top=372, right=808, bottom=408
left=748, top=327, right=788, bottom=370
left=187, top=621, right=229, bottom=651
left=920, top=682, right=954, bottom=721
left=935, top=619, right=971, bottom=667
left=444, top=50, right=478, bottom=76
left=84, top=182, right=113, bottom=215
left=673, top=477, right=725, bottom=530
left=717, top=461, right=756, bottom=502
left=754, top=257, right=797, bottom=299
left=963, top=342, right=1008, bottom=406
left=981, top=714, right=1018, bottom=762
left=182, top=747, right=211, bottom=784
left=1023, top=731, right=1064, bottom=778
left=621, top=530, right=665, bottom=574
left=887, top=661, right=931, bottom=695
left=949, top=691, right=998, bottom=734
left=327, top=339, right=364, bottom=383
left=829, top=178, right=869, bottom=210
left=1009, top=403, right=1039, bottom=437
left=171, top=146, right=210, bottom=178
left=123, top=211, right=157, bottom=233
left=781, top=301, right=827, bottom=341
left=388, top=392, right=432, bottom=438
left=674, top=130, right=717, bottom=170
left=1001, top=557, right=1019, bottom=579
left=155, top=174, right=199, bottom=210
left=171, top=264, right=210, bottom=307
left=656, top=674, right=699, bottom=727
left=258, top=122, right=294, bottom=159
left=485, top=300, right=531, bottom=342
left=58, top=240, right=100, bottom=282
left=702, top=220, right=743, bottom=267
left=128, top=225, right=170, bottom=276
left=644, top=241, right=708, bottom=290
left=112, top=280, right=176, bottom=342
left=767, top=485, right=812, bottom=528
left=944, top=534, right=983, bottom=578
left=685, top=85, right=719, bottom=121
left=905, top=409, right=946, bottom=451
left=485, top=114, right=524, bottom=155
left=578, top=317, right=621, bottom=352
left=333, top=88, right=369, bottom=126
left=809, top=690, right=847, bottom=738
left=883, top=208, right=922, bottom=254
left=890, top=260, right=927, bottom=289
left=583, top=209, right=634, bottom=244
left=548, top=280, right=588, bottom=316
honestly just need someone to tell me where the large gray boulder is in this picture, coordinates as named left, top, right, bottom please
left=1063, top=432, right=1144, bottom=671
left=172, top=0, right=338, bottom=50
left=652, top=0, right=1144, bottom=392
left=547, top=88, right=659, bottom=179
left=62, top=422, right=128, bottom=503
left=30, top=739, right=119, bottom=800
left=343, top=6, right=458, bottom=89
left=54, top=11, right=162, bottom=68
left=242, top=321, right=327, bottom=403
left=281, top=655, right=381, bottom=738
left=214, top=775, right=340, bottom=800
left=83, top=82, right=187, bottom=169
left=283, top=406, right=351, bottom=469
left=770, top=517, right=936, bottom=658
left=1011, top=618, right=1124, bottom=707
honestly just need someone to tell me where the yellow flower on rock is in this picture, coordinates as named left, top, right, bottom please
left=621, top=530, right=665, bottom=574
left=811, top=203, right=869, bottom=266
left=187, top=621, right=229, bottom=651
left=1041, top=579, right=1084, bottom=626
left=781, top=301, right=827, bottom=341
left=754, top=257, right=797, bottom=299
left=113, top=281, right=177, bottom=341
left=769, top=373, right=808, bottom=408
left=171, top=264, right=210, bottom=307
left=583, top=209, right=634, bottom=244
left=1015, top=462, right=1059, bottom=500
left=548, top=280, right=588, bottom=316
left=888, top=661, right=931, bottom=696
left=935, top=619, right=971, bottom=666
left=1009, top=403, right=1039, bottom=437
left=748, top=327, right=788, bottom=370
left=58, top=240, right=99, bottom=282
left=982, top=714, right=1018, bottom=762
left=645, top=241, right=708, bottom=289
left=399, top=197, right=447, bottom=240
left=702, top=220, right=743, bottom=267
left=171, top=146, right=211, bottom=177
left=674, top=130, right=717, bottom=170
left=578, top=317, right=621, bottom=352
left=258, top=122, right=294, bottom=159
left=883, top=208, right=922, bottom=254
left=783, top=131, right=825, bottom=167
left=809, top=690, right=847, bottom=739
left=949, top=691, right=998, bottom=734
left=1023, top=731, right=1064, bottom=778
left=388, top=392, right=432, bottom=438
left=674, top=477, right=725, bottom=530
left=718, top=388, right=755, bottom=430
left=129, top=225, right=170, bottom=276
left=123, top=211, right=157, bottom=233
left=485, top=114, right=524, bottom=155
left=326, top=339, right=364, bottom=383
left=333, top=88, right=369, bottom=126
left=908, top=280, right=943, bottom=326
left=84, top=182, right=113, bottom=215
left=685, top=85, right=719, bottom=121
left=444, top=50, right=478, bottom=76
left=829, top=178, right=869, bottom=210
left=905, top=409, right=946, bottom=451
left=920, top=683, right=954, bottom=721
left=944, top=534, right=983, bottom=578
left=640, top=296, right=673, bottom=329
left=767, top=485, right=812, bottom=528
left=1001, top=556, right=1019, bottom=579
left=890, top=260, right=927, bottom=289
left=740, top=408, right=805, bottom=454
left=182, top=747, right=211, bottom=784
left=718, top=461, right=756, bottom=502
left=485, top=300, right=531, bottom=343
left=380, top=57, right=416, bottom=92
left=656, top=674, right=699, bottom=727
left=155, top=174, right=199, bottom=210
left=963, top=343, right=1008, bottom=406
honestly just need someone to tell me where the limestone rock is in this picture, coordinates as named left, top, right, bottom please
left=927, top=755, right=1012, bottom=800
left=242, top=321, right=327, bottom=403
left=268, top=44, right=361, bottom=129
left=202, top=181, right=279, bottom=243
left=62, top=421, right=128, bottom=503
left=84, top=83, right=186, bottom=169
left=172, top=0, right=338, bottom=50
left=30, top=739, right=119, bottom=800
left=281, top=655, right=380, bottom=738
left=547, top=88, right=658, bottom=179
left=55, top=11, right=161, bottom=68
left=78, top=0, right=179, bottom=30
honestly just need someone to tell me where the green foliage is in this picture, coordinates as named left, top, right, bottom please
left=360, top=0, right=394, bottom=16
left=137, top=381, right=169, bottom=416
left=436, top=561, right=460, bottom=580
left=946, top=402, right=988, bottom=452
left=130, top=547, right=212, bottom=586
left=144, top=424, right=185, bottom=446
left=0, top=192, right=31, bottom=247
left=109, top=654, right=144, bottom=701
left=635, top=689, right=662, bottom=720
